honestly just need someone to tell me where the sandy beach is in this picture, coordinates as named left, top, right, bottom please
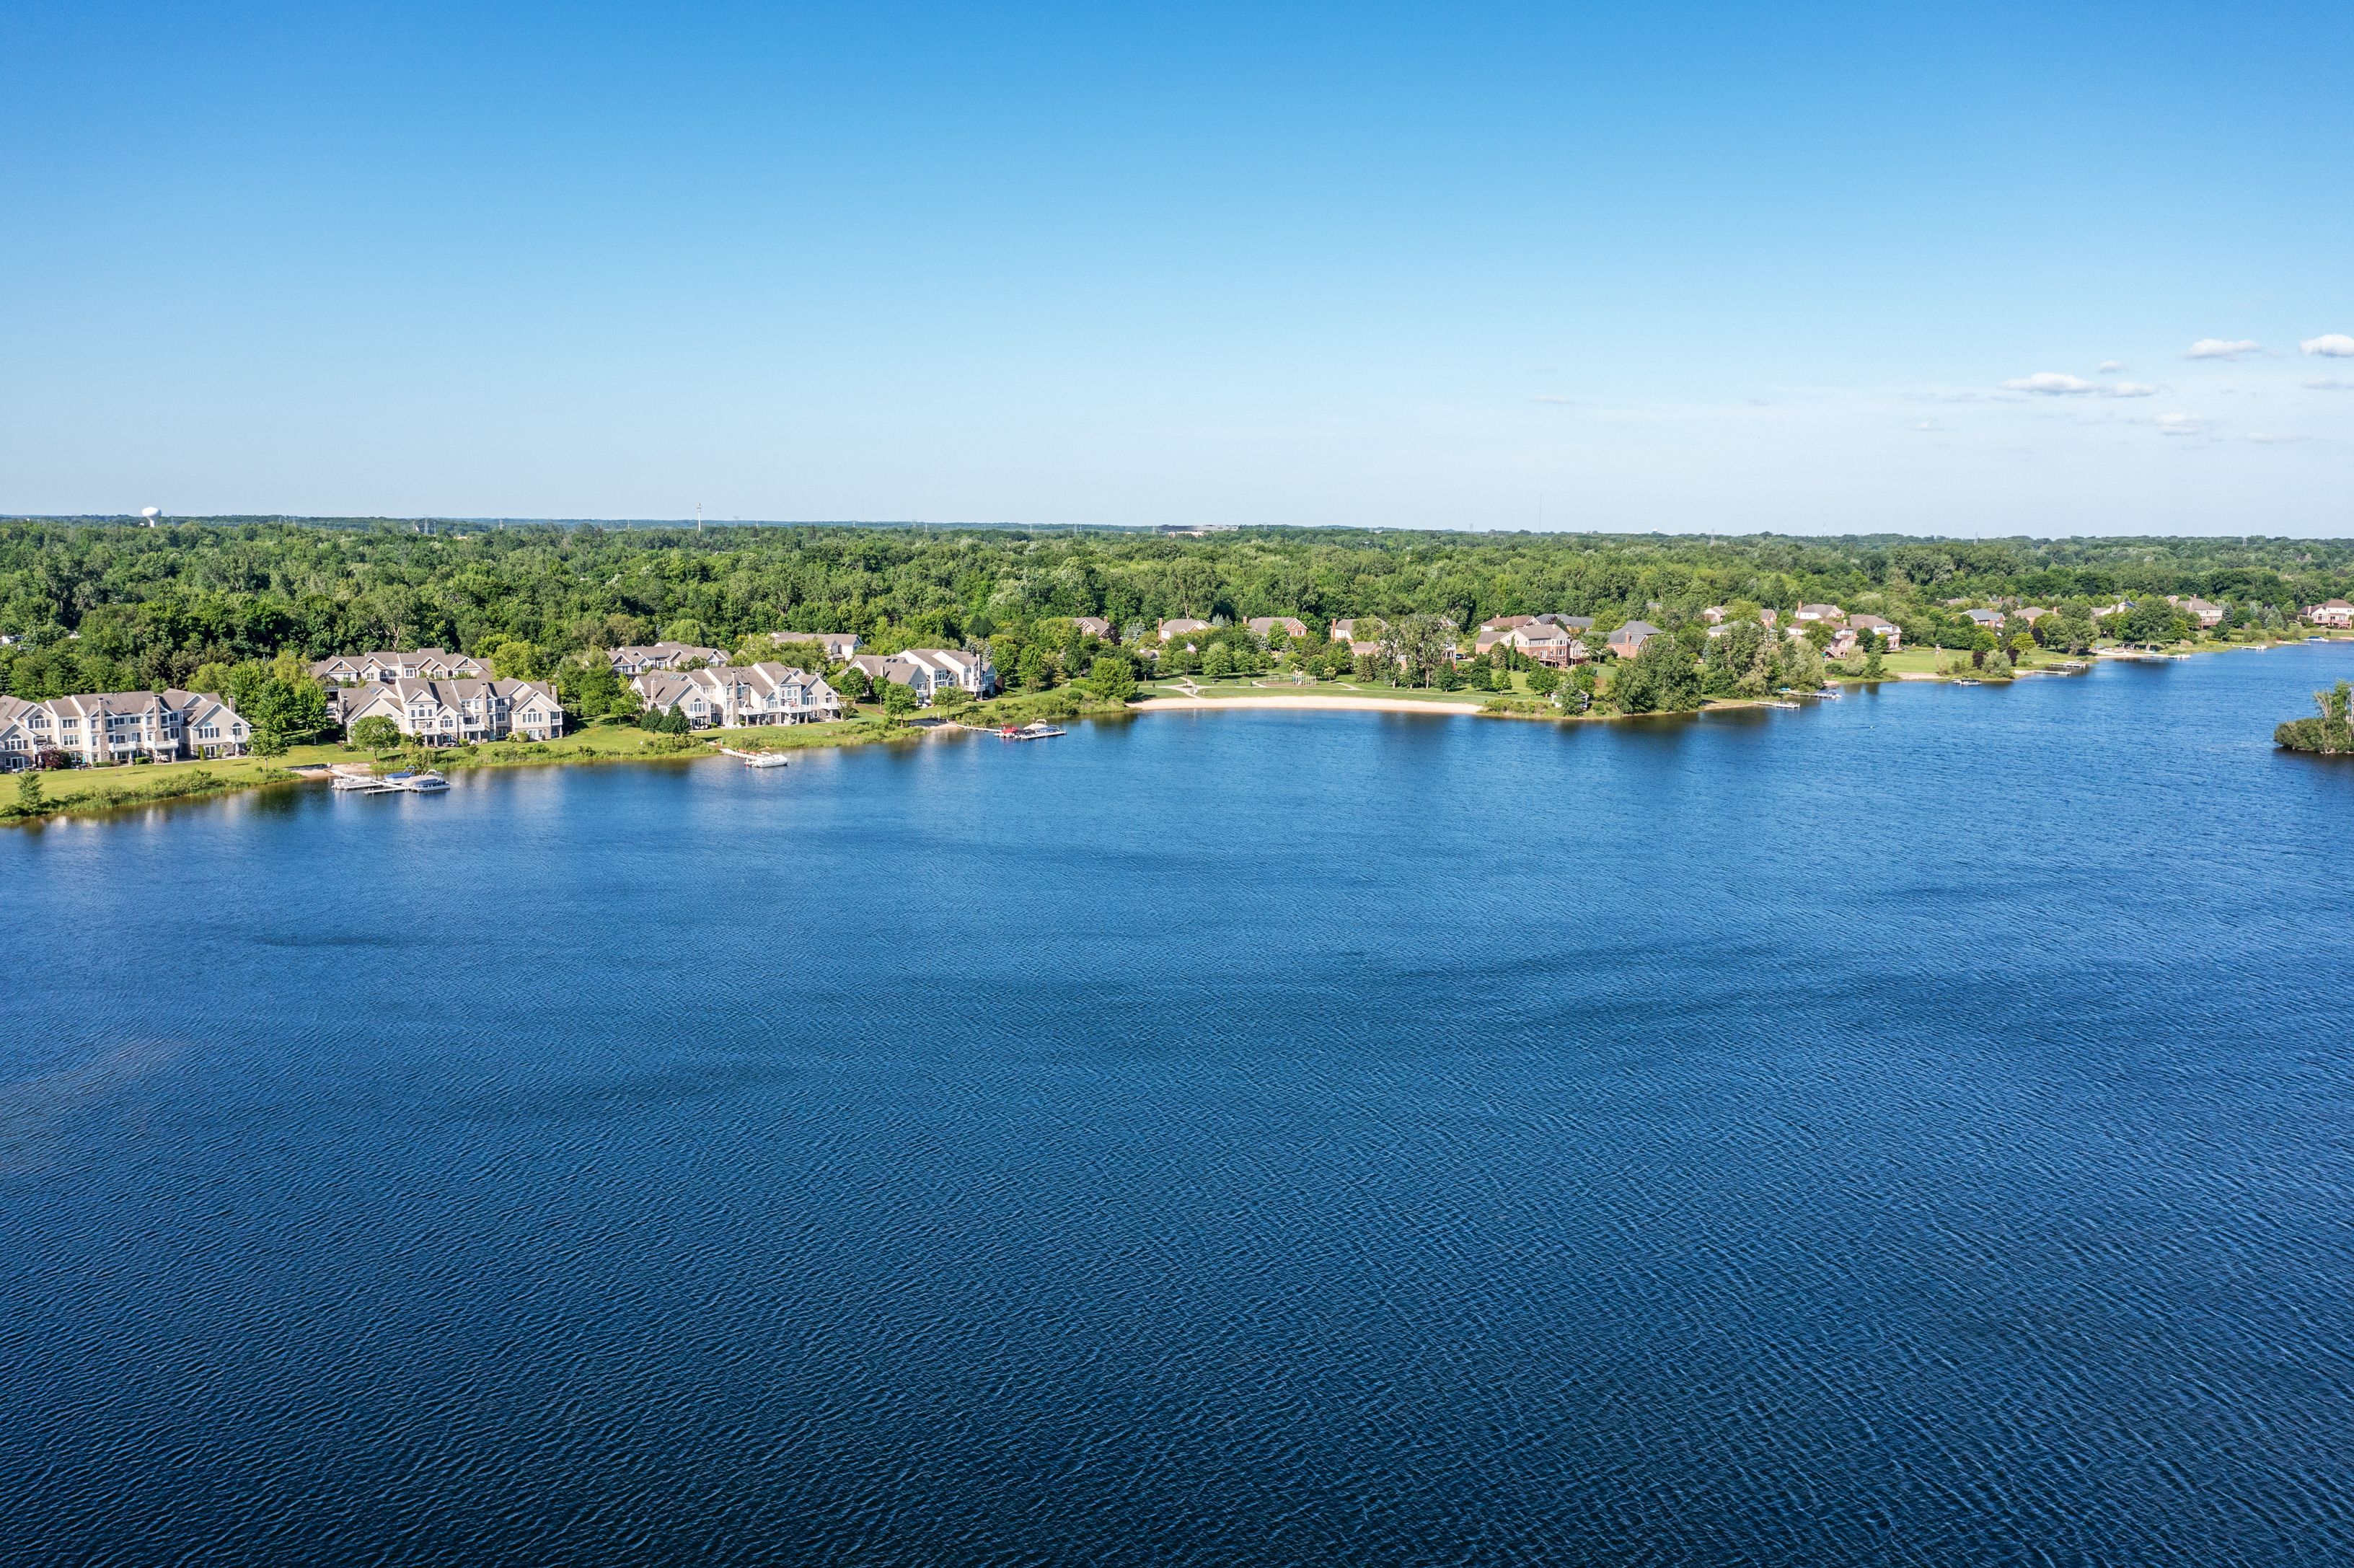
left=1132, top=692, right=1489, bottom=715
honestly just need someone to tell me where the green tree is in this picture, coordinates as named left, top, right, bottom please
left=483, top=638, right=543, bottom=679
left=1613, top=635, right=1704, bottom=713
left=882, top=680, right=920, bottom=717
left=1088, top=651, right=1137, bottom=703
left=14, top=770, right=43, bottom=816
left=349, top=715, right=402, bottom=752
left=832, top=664, right=872, bottom=701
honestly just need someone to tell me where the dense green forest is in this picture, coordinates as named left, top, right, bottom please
left=3, top=517, right=2349, bottom=702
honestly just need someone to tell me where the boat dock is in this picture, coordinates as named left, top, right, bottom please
left=329, top=765, right=449, bottom=794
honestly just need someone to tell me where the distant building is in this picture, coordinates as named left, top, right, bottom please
left=1964, top=609, right=2006, bottom=629
left=632, top=664, right=841, bottom=728
left=1158, top=619, right=1211, bottom=641
left=605, top=643, right=729, bottom=676
left=1846, top=612, right=1903, bottom=650
left=2308, top=600, right=2354, bottom=628
left=1607, top=621, right=1661, bottom=659
left=311, top=649, right=485, bottom=684
left=340, top=679, right=564, bottom=746
left=768, top=631, right=860, bottom=660
left=1796, top=604, right=1846, bottom=625
left=2175, top=598, right=2224, bottom=628
left=0, top=689, right=252, bottom=769
left=1070, top=617, right=1114, bottom=640
left=1247, top=617, right=1308, bottom=640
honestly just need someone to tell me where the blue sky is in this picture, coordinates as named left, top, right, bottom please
left=4, top=1, right=2350, bottom=534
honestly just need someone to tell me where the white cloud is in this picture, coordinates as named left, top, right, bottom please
left=2097, top=360, right=2125, bottom=373
left=2300, top=333, right=2354, bottom=357
left=2156, top=413, right=2213, bottom=437
left=2306, top=378, right=2354, bottom=392
left=1531, top=394, right=1573, bottom=405
left=2187, top=338, right=2263, bottom=359
left=1908, top=419, right=1944, bottom=432
left=2246, top=431, right=2313, bottom=445
left=1998, top=371, right=2156, bottom=398
left=2003, top=371, right=2095, bottom=395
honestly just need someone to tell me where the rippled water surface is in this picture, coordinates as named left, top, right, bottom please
left=6, top=648, right=2354, bottom=1566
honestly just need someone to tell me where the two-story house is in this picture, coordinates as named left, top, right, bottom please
left=0, top=690, right=252, bottom=767
left=340, top=679, right=564, bottom=746
left=630, top=664, right=842, bottom=728
left=605, top=643, right=730, bottom=676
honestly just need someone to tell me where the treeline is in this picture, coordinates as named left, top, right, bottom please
left=2, top=518, right=2349, bottom=700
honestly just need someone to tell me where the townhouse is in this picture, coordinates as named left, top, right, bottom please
left=0, top=690, right=252, bottom=770
left=340, top=679, right=565, bottom=746
left=842, top=648, right=996, bottom=705
left=310, top=648, right=485, bottom=684
left=768, top=631, right=861, bottom=661
left=630, top=663, right=842, bottom=728
left=605, top=643, right=730, bottom=676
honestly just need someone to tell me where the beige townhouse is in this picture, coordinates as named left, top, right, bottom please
left=630, top=663, right=842, bottom=728
left=340, top=678, right=564, bottom=746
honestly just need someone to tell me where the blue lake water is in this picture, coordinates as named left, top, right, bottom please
left=4, top=647, right=2353, bottom=1566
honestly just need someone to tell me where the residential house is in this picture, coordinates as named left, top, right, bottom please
left=605, top=643, right=729, bottom=676
left=2174, top=597, right=2224, bottom=628
left=1607, top=621, right=1661, bottom=659
left=310, top=648, right=486, bottom=685
left=0, top=697, right=41, bottom=772
left=1248, top=616, right=1308, bottom=640
left=2308, top=600, right=2354, bottom=628
left=1796, top=603, right=1846, bottom=625
left=340, top=679, right=564, bottom=746
left=1846, top=612, right=1903, bottom=650
left=1473, top=615, right=1535, bottom=654
left=1, top=690, right=252, bottom=768
left=1158, top=618, right=1211, bottom=642
left=1964, top=609, right=2006, bottom=630
left=1070, top=617, right=1113, bottom=640
left=632, top=664, right=841, bottom=728
left=1702, top=605, right=1727, bottom=624
left=844, top=648, right=996, bottom=705
left=1480, top=617, right=1585, bottom=666
left=768, top=631, right=861, bottom=661
left=2014, top=607, right=2053, bottom=625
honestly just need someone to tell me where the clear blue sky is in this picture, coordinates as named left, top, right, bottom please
left=5, top=2, right=2350, bottom=534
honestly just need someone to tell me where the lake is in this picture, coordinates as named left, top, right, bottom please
left=4, top=647, right=2353, bottom=1566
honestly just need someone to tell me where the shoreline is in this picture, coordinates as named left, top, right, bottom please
left=9, top=635, right=2346, bottom=827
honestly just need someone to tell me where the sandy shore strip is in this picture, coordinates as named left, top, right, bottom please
left=1134, top=693, right=1489, bottom=715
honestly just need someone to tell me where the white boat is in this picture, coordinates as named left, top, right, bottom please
left=385, top=771, right=449, bottom=792
left=742, top=752, right=789, bottom=769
